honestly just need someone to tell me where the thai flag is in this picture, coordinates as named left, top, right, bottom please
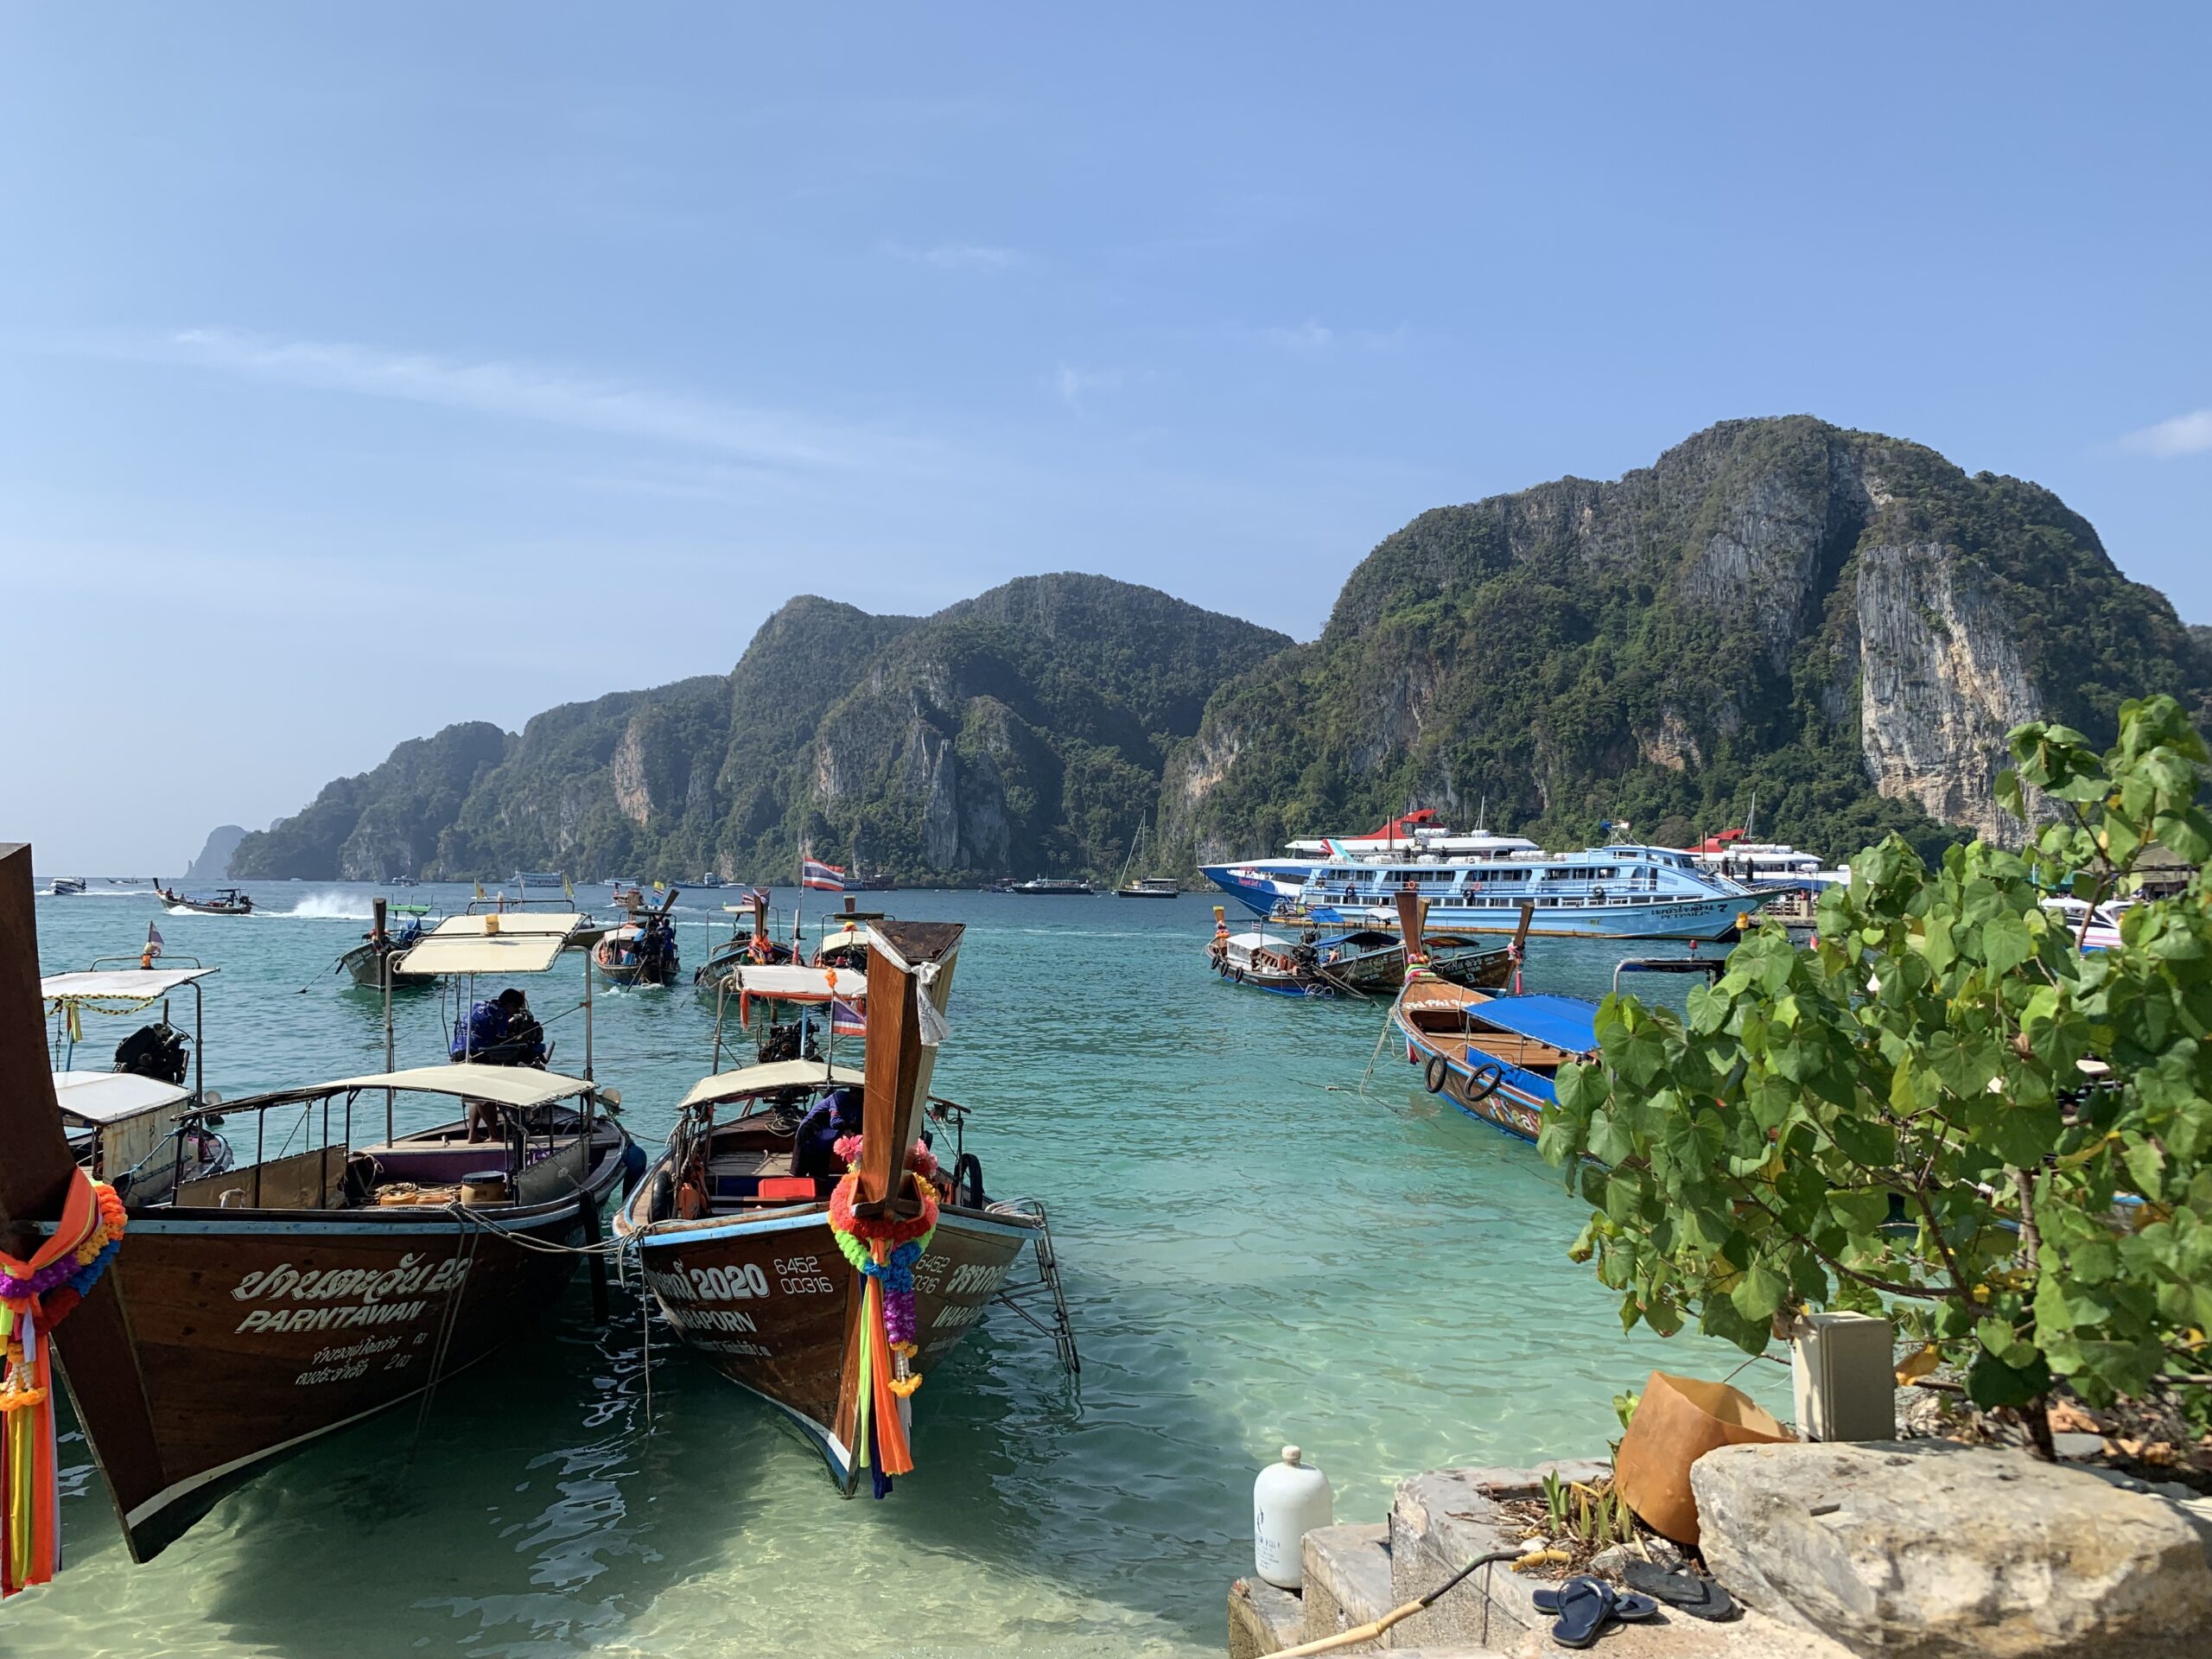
left=145, top=921, right=164, bottom=958
left=830, top=995, right=867, bottom=1036
left=802, top=856, right=847, bottom=892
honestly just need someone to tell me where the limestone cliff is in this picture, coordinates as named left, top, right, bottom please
left=1167, top=416, right=2210, bottom=860
left=233, top=575, right=1285, bottom=881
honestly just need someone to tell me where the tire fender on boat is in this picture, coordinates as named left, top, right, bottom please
left=1423, top=1054, right=1449, bottom=1094
left=952, top=1152, right=986, bottom=1209
left=1465, top=1061, right=1506, bottom=1103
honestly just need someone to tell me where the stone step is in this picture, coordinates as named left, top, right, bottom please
left=1228, top=1576, right=1304, bottom=1659
left=1386, top=1463, right=1853, bottom=1658
left=1300, top=1523, right=1395, bottom=1649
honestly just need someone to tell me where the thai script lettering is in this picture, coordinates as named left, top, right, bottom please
left=944, top=1262, right=1009, bottom=1297
left=231, top=1252, right=468, bottom=1306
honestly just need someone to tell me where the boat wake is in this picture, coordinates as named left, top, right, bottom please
left=274, top=892, right=376, bottom=920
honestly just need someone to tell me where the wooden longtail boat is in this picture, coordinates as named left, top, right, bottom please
left=154, top=884, right=252, bottom=915
left=42, top=961, right=232, bottom=1205
left=0, top=847, right=635, bottom=1568
left=335, top=897, right=436, bottom=991
left=1389, top=892, right=1586, bottom=1142
left=594, top=888, right=681, bottom=987
left=692, top=891, right=801, bottom=997
left=1206, top=907, right=1407, bottom=996
left=616, top=920, right=1057, bottom=1494
left=1389, top=893, right=1719, bottom=1147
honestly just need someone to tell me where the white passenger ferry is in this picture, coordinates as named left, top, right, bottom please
left=1296, top=842, right=1771, bottom=940
left=1201, top=810, right=1539, bottom=914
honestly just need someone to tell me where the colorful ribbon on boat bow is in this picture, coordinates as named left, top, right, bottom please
left=1, top=1169, right=126, bottom=1597
left=828, top=1138, right=938, bottom=1497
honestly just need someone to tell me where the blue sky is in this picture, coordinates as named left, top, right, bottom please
left=3, top=5, right=2207, bottom=870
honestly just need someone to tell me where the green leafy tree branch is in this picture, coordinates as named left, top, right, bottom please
left=1539, top=696, right=2212, bottom=1448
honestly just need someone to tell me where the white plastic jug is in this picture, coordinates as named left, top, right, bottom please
left=1253, top=1444, right=1332, bottom=1589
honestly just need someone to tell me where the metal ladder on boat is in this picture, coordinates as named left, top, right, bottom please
left=989, top=1197, right=1079, bottom=1376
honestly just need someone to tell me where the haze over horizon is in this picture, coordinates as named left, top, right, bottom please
left=3, top=5, right=2208, bottom=870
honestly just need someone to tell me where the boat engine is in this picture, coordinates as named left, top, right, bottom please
left=114, top=1020, right=189, bottom=1085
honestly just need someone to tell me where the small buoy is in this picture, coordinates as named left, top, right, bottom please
left=1253, top=1444, right=1333, bottom=1589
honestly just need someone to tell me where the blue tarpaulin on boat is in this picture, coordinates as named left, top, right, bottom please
left=1466, top=994, right=1599, bottom=1052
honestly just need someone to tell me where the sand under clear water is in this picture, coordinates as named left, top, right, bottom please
left=11, top=882, right=1785, bottom=1656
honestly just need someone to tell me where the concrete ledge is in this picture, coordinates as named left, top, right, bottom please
left=1300, top=1522, right=1395, bottom=1649
left=1229, top=1576, right=1304, bottom=1659
left=1385, top=1461, right=1853, bottom=1657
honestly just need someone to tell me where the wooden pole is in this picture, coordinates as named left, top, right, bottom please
left=0, top=842, right=170, bottom=1560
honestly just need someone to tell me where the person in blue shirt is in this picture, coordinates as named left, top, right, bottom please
left=450, top=988, right=547, bottom=1066
left=791, top=1088, right=864, bottom=1181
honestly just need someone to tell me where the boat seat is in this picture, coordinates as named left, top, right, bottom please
left=356, top=1144, right=509, bottom=1184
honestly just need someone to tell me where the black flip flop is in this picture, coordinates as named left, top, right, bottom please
left=1621, top=1561, right=1738, bottom=1622
left=1535, top=1576, right=1616, bottom=1649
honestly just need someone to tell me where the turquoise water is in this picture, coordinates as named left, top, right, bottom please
left=10, top=883, right=1784, bottom=1657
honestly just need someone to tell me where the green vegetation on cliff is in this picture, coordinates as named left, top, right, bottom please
left=231, top=419, right=2211, bottom=885
left=233, top=575, right=1287, bottom=882
left=1164, top=417, right=2212, bottom=866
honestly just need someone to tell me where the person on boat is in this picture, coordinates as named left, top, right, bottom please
left=452, top=988, right=547, bottom=1067
left=791, top=1088, right=864, bottom=1181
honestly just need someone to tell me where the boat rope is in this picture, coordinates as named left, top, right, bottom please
left=1269, top=1549, right=1521, bottom=1658
left=1351, top=1002, right=1400, bottom=1096
left=403, top=1209, right=485, bottom=1471
left=640, top=1281, right=653, bottom=1427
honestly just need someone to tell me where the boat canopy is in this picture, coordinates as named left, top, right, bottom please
left=41, top=967, right=219, bottom=1009
left=723, top=964, right=868, bottom=1001
left=397, top=930, right=569, bottom=976
left=428, top=912, right=581, bottom=938
left=1465, top=994, right=1599, bottom=1053
left=49, top=1071, right=191, bottom=1124
left=215, top=1065, right=597, bottom=1115
left=679, top=1060, right=866, bottom=1109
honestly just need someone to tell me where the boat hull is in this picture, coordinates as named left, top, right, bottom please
left=52, top=1144, right=628, bottom=1561
left=1313, top=895, right=1748, bottom=941
left=337, top=942, right=433, bottom=990
left=1200, top=862, right=1316, bottom=916
left=1427, top=944, right=1516, bottom=990
left=1403, top=1038, right=1552, bottom=1142
left=620, top=1178, right=1038, bottom=1486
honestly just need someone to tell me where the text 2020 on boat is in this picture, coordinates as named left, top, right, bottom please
left=616, top=919, right=1071, bottom=1496
left=0, top=845, right=635, bottom=1586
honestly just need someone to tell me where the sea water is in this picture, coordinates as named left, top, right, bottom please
left=10, top=885, right=1786, bottom=1657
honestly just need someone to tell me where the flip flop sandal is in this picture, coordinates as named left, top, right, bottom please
left=1535, top=1576, right=1617, bottom=1649
left=1621, top=1561, right=1738, bottom=1622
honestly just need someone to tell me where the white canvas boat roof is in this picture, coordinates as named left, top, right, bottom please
left=50, top=1070, right=191, bottom=1124
left=396, top=931, right=569, bottom=976
left=428, top=912, right=582, bottom=937
left=722, top=964, right=868, bottom=1000
left=324, top=1065, right=596, bottom=1108
left=679, top=1061, right=865, bottom=1109
left=41, top=967, right=219, bottom=1005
